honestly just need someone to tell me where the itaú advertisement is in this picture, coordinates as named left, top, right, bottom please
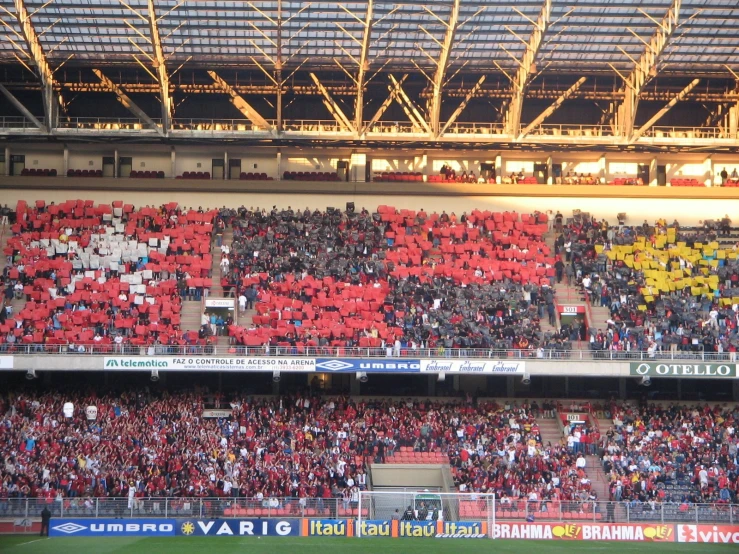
left=356, top=520, right=487, bottom=538
left=676, top=525, right=739, bottom=544
left=176, top=519, right=300, bottom=536
left=493, top=522, right=674, bottom=542
left=50, top=519, right=175, bottom=537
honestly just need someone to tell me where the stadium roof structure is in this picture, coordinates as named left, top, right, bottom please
left=0, top=0, right=738, bottom=150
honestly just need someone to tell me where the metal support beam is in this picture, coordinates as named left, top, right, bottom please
left=92, top=69, right=161, bottom=134
left=146, top=0, right=172, bottom=134
left=208, top=71, right=274, bottom=131
left=362, top=74, right=407, bottom=134
left=439, top=75, right=485, bottom=135
left=618, top=0, right=681, bottom=138
left=631, top=78, right=699, bottom=142
left=504, top=0, right=552, bottom=135
left=354, top=0, right=374, bottom=134
left=13, top=0, right=62, bottom=128
left=429, top=0, right=461, bottom=137
left=0, top=83, right=46, bottom=132
left=309, top=73, right=354, bottom=132
left=388, top=74, right=432, bottom=134
left=519, top=77, right=586, bottom=139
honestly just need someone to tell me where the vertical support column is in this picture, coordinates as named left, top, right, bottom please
left=224, top=151, right=229, bottom=180
left=4, top=146, right=10, bottom=176
left=276, top=150, right=282, bottom=181
left=546, top=155, right=553, bottom=185
left=63, top=145, right=69, bottom=176
left=729, top=105, right=739, bottom=139
left=452, top=375, right=460, bottom=393
left=170, top=147, right=176, bottom=179
left=650, top=157, right=657, bottom=186
left=733, top=380, right=739, bottom=402
left=421, top=152, right=429, bottom=181
left=564, top=376, right=569, bottom=398
left=427, top=375, right=436, bottom=396
left=350, top=377, right=361, bottom=395
left=676, top=378, right=682, bottom=400
left=506, top=376, right=514, bottom=397
left=272, top=378, right=280, bottom=395
left=705, top=156, right=713, bottom=186
left=495, top=154, right=503, bottom=184
left=599, top=154, right=607, bottom=185
left=619, top=378, right=627, bottom=400
left=114, top=149, right=119, bottom=178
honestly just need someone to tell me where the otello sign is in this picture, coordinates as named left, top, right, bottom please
left=629, top=362, right=737, bottom=378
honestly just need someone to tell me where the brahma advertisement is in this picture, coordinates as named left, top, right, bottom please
left=493, top=522, right=674, bottom=542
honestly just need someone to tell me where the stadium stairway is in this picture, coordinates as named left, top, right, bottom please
left=536, top=417, right=562, bottom=448
left=0, top=225, right=26, bottom=318
left=588, top=303, right=611, bottom=333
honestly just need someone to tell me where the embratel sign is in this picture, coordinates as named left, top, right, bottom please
left=629, top=362, right=737, bottom=378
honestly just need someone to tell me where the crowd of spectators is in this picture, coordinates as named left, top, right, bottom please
left=220, top=205, right=573, bottom=357
left=598, top=401, right=739, bottom=512
left=554, top=212, right=739, bottom=357
left=1, top=200, right=220, bottom=352
left=451, top=399, right=594, bottom=515
left=0, top=390, right=570, bottom=515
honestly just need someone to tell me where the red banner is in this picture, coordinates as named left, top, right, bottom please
left=676, top=525, right=739, bottom=544
left=493, top=522, right=674, bottom=542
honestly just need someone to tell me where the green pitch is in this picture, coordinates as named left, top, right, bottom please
left=0, top=536, right=734, bottom=553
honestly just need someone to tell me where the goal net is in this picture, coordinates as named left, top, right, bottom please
left=356, top=490, right=496, bottom=539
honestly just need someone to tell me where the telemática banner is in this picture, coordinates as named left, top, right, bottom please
left=103, top=357, right=316, bottom=372
left=420, top=360, right=525, bottom=374
left=315, top=358, right=420, bottom=373
left=629, top=362, right=737, bottom=378
left=0, top=356, right=13, bottom=370
left=50, top=519, right=175, bottom=537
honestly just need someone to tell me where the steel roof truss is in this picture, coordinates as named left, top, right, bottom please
left=518, top=76, right=586, bottom=139
left=208, top=70, right=274, bottom=132
left=92, top=68, right=161, bottom=135
left=630, top=77, right=699, bottom=142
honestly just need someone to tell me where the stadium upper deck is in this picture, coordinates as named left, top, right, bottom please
left=0, top=0, right=738, bottom=151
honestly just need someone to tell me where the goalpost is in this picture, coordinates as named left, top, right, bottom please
left=356, top=490, right=496, bottom=539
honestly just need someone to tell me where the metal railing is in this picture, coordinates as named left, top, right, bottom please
left=2, top=497, right=736, bottom=525
left=2, top=343, right=737, bottom=362
left=533, top=124, right=614, bottom=138
left=56, top=117, right=160, bottom=131
left=0, top=116, right=40, bottom=129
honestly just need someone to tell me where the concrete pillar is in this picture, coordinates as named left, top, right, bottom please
left=495, top=154, right=502, bottom=184
left=427, top=375, right=436, bottom=396
left=546, top=156, right=553, bottom=185
left=63, top=145, right=69, bottom=176
left=733, top=380, right=739, bottom=402
left=43, top=371, right=52, bottom=386
left=676, top=379, right=682, bottom=400
left=350, top=376, right=361, bottom=395
left=599, top=154, right=607, bottom=184
left=729, top=105, right=739, bottom=139
left=619, top=378, right=627, bottom=400
left=564, top=376, right=570, bottom=398
left=170, top=147, right=176, bottom=179
left=272, top=376, right=281, bottom=395
left=421, top=152, right=429, bottom=181
left=705, top=156, right=714, bottom=186
left=276, top=150, right=282, bottom=180
left=4, top=146, right=9, bottom=176
left=649, top=157, right=657, bottom=186
left=114, top=149, right=119, bottom=178
left=452, top=375, right=460, bottom=393
left=506, top=376, right=514, bottom=397
left=224, top=151, right=229, bottom=180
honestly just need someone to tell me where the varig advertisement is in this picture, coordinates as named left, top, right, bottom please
left=420, top=359, right=525, bottom=374
left=103, top=357, right=316, bottom=372
left=493, top=522, right=674, bottom=542
left=176, top=519, right=299, bottom=536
